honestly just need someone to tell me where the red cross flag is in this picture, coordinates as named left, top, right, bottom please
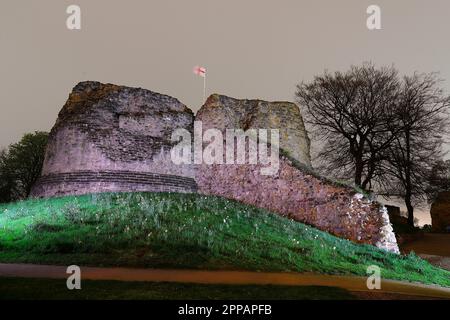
left=193, top=65, right=207, bottom=102
left=193, top=66, right=206, bottom=78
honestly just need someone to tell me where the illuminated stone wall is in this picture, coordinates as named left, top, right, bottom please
left=30, top=81, right=196, bottom=197
left=196, top=96, right=399, bottom=253
left=196, top=148, right=399, bottom=253
left=196, top=94, right=311, bottom=167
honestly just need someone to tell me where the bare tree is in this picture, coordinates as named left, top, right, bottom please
left=381, top=73, right=450, bottom=226
left=297, top=64, right=450, bottom=227
left=296, top=63, right=400, bottom=189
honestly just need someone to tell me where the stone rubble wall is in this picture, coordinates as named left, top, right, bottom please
left=195, top=95, right=399, bottom=253
left=31, top=171, right=197, bottom=198
left=195, top=151, right=399, bottom=253
left=39, top=125, right=194, bottom=177
left=30, top=82, right=399, bottom=253
left=196, top=94, right=312, bottom=167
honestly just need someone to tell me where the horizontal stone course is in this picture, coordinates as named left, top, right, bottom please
left=32, top=81, right=195, bottom=198
left=31, top=171, right=197, bottom=197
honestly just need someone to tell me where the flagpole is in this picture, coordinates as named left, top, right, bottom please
left=203, top=73, right=206, bottom=103
left=193, top=65, right=207, bottom=103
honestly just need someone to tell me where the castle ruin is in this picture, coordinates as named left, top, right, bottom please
left=31, top=81, right=399, bottom=253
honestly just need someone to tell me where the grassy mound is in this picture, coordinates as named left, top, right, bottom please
left=0, top=192, right=449, bottom=287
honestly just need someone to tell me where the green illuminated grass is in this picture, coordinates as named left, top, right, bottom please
left=0, top=192, right=449, bottom=287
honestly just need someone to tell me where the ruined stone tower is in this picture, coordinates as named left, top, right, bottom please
left=196, top=94, right=312, bottom=167
left=30, top=81, right=197, bottom=197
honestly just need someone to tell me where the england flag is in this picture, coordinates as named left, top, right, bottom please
left=193, top=66, right=206, bottom=78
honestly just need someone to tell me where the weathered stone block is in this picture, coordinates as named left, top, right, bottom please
left=196, top=94, right=311, bottom=167
left=431, top=191, right=450, bottom=232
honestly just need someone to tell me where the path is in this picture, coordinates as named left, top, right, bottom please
left=401, top=233, right=450, bottom=271
left=402, top=233, right=450, bottom=256
left=0, top=263, right=449, bottom=299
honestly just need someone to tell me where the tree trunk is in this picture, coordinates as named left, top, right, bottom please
left=404, top=130, right=415, bottom=227
left=354, top=161, right=363, bottom=188
left=353, top=138, right=367, bottom=189
left=405, top=195, right=415, bottom=227
left=361, top=162, right=375, bottom=191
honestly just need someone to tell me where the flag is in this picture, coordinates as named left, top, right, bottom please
left=193, top=66, right=206, bottom=78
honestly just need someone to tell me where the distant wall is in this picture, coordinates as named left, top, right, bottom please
left=431, top=191, right=450, bottom=232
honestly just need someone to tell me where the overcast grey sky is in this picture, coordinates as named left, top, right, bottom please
left=1, top=0, right=450, bottom=149
left=0, top=0, right=450, bottom=146
left=2, top=0, right=449, bottom=223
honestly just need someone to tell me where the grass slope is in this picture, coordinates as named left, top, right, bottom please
left=0, top=192, right=449, bottom=287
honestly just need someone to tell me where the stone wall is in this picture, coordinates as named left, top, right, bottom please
left=32, top=171, right=197, bottom=197
left=386, top=205, right=409, bottom=228
left=431, top=191, right=450, bottom=232
left=196, top=151, right=399, bottom=252
left=386, top=205, right=401, bottom=218
left=30, top=81, right=196, bottom=198
left=196, top=95, right=399, bottom=253
left=196, top=94, right=311, bottom=167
